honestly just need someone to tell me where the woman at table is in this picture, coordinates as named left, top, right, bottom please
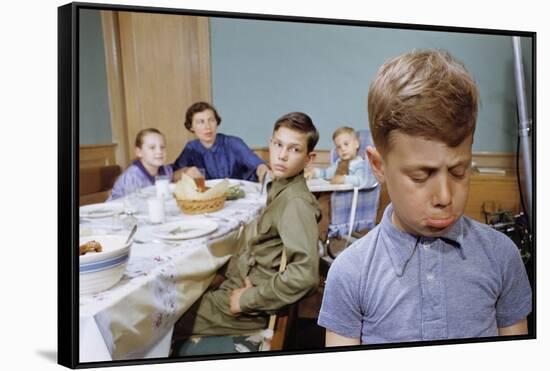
left=172, top=101, right=269, bottom=182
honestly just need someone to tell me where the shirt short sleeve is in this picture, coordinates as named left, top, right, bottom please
left=494, top=233, right=532, bottom=328
left=318, top=247, right=364, bottom=339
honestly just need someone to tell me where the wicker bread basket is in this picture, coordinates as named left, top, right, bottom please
left=175, top=195, right=226, bottom=214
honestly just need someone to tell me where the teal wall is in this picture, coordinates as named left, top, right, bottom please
left=78, top=11, right=533, bottom=153
left=211, top=18, right=533, bottom=151
left=79, top=9, right=112, bottom=145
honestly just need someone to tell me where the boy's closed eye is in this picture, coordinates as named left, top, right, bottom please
left=410, top=171, right=430, bottom=183
left=409, top=164, right=469, bottom=182
left=449, top=166, right=468, bottom=179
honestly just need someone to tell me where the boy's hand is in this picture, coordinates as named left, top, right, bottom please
left=173, top=167, right=203, bottom=181
left=256, top=164, right=270, bottom=183
left=330, top=175, right=346, bottom=184
left=229, top=277, right=253, bottom=315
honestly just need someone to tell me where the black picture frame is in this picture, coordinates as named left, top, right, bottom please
left=58, top=1, right=536, bottom=368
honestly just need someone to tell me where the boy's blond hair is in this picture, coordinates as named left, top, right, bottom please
left=368, top=49, right=479, bottom=154
left=332, top=126, right=359, bottom=142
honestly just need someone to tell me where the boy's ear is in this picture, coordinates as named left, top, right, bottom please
left=366, top=146, right=385, bottom=183
left=305, top=151, right=316, bottom=167
left=135, top=147, right=142, bottom=158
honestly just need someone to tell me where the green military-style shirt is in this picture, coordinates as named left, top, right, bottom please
left=237, top=172, right=321, bottom=313
left=181, top=172, right=322, bottom=337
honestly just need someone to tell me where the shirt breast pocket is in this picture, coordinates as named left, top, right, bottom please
left=257, top=214, right=273, bottom=237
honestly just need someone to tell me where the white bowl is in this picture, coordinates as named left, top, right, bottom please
left=79, top=235, right=132, bottom=295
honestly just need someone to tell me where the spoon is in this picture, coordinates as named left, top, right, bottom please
left=125, top=224, right=138, bottom=245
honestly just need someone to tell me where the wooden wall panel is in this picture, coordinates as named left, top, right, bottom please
left=101, top=11, right=130, bottom=168
left=101, top=11, right=211, bottom=167
left=117, top=12, right=211, bottom=164
left=466, top=172, right=520, bottom=222
left=80, top=144, right=118, bottom=168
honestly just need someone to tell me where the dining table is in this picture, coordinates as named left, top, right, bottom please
left=78, top=179, right=266, bottom=363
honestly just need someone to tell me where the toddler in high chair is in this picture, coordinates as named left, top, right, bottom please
left=305, top=126, right=366, bottom=187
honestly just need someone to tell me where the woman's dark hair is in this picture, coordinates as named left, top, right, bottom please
left=184, top=101, right=222, bottom=131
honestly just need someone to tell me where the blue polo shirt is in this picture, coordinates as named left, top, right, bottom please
left=318, top=203, right=532, bottom=344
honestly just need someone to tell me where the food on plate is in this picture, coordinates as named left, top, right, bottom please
left=225, top=185, right=245, bottom=200
left=174, top=174, right=230, bottom=201
left=80, top=240, right=103, bottom=256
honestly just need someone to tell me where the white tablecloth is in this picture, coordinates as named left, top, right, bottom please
left=79, top=181, right=265, bottom=362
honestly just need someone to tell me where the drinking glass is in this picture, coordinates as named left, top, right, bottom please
left=147, top=197, right=165, bottom=224
left=195, top=168, right=207, bottom=192
left=155, top=174, right=170, bottom=198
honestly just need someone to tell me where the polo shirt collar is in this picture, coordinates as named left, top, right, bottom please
left=133, top=159, right=166, bottom=185
left=380, top=203, right=466, bottom=277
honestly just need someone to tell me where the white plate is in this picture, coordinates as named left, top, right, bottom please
left=80, top=202, right=124, bottom=218
left=152, top=219, right=218, bottom=240
left=205, top=178, right=260, bottom=196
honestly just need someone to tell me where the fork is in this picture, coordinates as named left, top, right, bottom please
left=203, top=213, right=232, bottom=223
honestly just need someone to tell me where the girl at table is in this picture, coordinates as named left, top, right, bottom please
left=109, top=128, right=173, bottom=200
left=172, top=101, right=269, bottom=182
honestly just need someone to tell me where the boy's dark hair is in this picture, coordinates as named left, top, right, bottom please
left=274, top=112, right=319, bottom=152
left=184, top=101, right=222, bottom=131
left=368, top=49, right=479, bottom=154
left=135, top=128, right=164, bottom=148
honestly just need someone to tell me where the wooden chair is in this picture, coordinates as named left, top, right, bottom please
left=264, top=302, right=299, bottom=351
left=172, top=244, right=299, bottom=355
left=171, top=300, right=299, bottom=356
left=79, top=165, right=121, bottom=206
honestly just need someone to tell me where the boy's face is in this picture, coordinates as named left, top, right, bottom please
left=334, top=132, right=360, bottom=161
left=269, top=126, right=314, bottom=180
left=368, top=132, right=473, bottom=237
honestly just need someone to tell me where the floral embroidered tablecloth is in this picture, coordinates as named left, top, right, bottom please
left=79, top=188, right=265, bottom=362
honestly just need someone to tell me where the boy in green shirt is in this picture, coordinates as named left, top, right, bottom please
left=171, top=112, right=321, bottom=350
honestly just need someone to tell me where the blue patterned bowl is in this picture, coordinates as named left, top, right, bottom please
left=79, top=235, right=132, bottom=294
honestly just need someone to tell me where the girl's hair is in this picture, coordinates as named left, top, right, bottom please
left=368, top=49, right=479, bottom=154
left=135, top=128, right=164, bottom=148
left=273, top=112, right=319, bottom=153
left=184, top=101, right=222, bottom=131
left=332, top=126, right=359, bottom=142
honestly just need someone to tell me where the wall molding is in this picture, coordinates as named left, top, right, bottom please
left=80, top=143, right=118, bottom=168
